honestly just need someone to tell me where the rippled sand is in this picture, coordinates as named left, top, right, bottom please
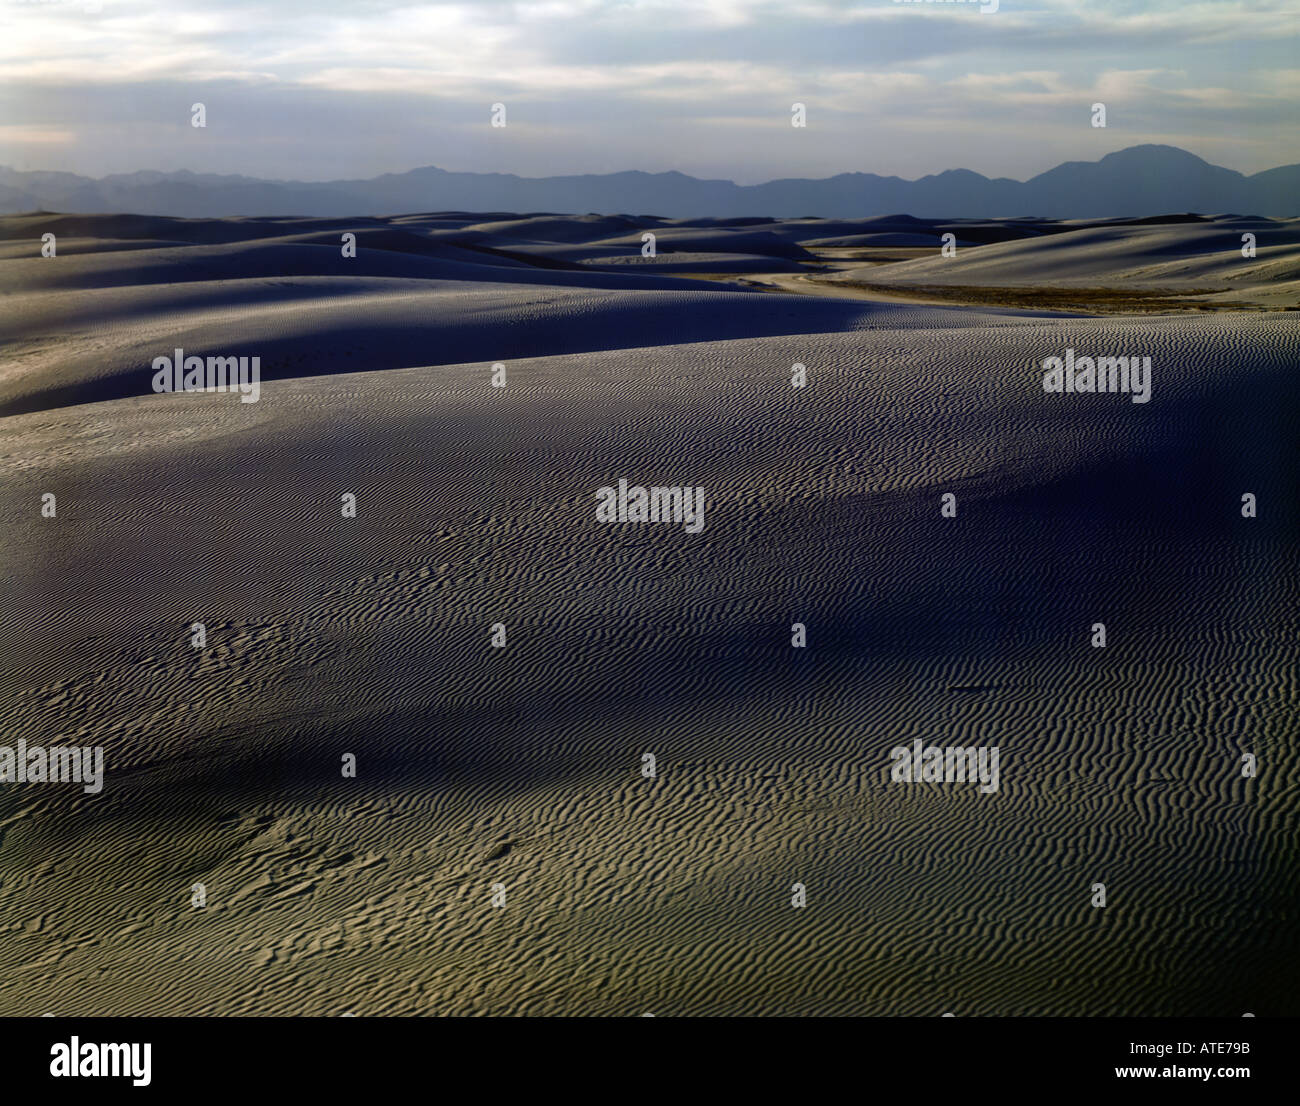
left=1, top=213, right=1296, bottom=1015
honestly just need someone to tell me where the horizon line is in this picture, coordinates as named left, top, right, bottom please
left=6, top=143, right=1299, bottom=189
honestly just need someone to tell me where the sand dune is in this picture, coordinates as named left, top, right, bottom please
left=4, top=212, right=1048, bottom=416
left=0, top=211, right=1296, bottom=1016
left=835, top=215, right=1300, bottom=308
left=801, top=232, right=941, bottom=248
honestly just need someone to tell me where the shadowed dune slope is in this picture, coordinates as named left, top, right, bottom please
left=1, top=274, right=1296, bottom=1013
left=840, top=215, right=1300, bottom=291
left=4, top=211, right=1084, bottom=416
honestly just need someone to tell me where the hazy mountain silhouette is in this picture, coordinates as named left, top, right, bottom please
left=2, top=146, right=1296, bottom=218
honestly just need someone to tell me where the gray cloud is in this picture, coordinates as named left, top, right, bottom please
left=0, top=0, right=1295, bottom=180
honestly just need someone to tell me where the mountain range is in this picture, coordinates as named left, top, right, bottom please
left=2, top=145, right=1296, bottom=219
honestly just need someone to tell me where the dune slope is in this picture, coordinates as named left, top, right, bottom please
left=0, top=213, right=1296, bottom=1016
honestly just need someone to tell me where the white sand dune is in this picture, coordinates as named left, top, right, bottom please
left=0, top=212, right=1296, bottom=1016
left=0, top=275, right=924, bottom=415
left=800, top=232, right=940, bottom=248
left=834, top=215, right=1300, bottom=308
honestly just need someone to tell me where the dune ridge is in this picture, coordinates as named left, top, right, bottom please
left=0, top=210, right=1296, bottom=1016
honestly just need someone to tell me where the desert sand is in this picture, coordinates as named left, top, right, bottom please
left=0, top=211, right=1296, bottom=1016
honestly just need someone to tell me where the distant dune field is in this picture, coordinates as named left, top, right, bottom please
left=0, top=211, right=1296, bottom=1016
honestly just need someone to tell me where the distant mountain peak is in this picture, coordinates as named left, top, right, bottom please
left=1099, top=144, right=1218, bottom=168
left=2, top=146, right=1296, bottom=219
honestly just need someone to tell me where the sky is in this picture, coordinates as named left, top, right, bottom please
left=1, top=0, right=1297, bottom=183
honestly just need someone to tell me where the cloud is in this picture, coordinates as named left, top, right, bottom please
left=0, top=123, right=75, bottom=144
left=0, top=0, right=1295, bottom=179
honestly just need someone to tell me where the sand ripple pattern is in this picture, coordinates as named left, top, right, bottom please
left=0, top=225, right=1296, bottom=1015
